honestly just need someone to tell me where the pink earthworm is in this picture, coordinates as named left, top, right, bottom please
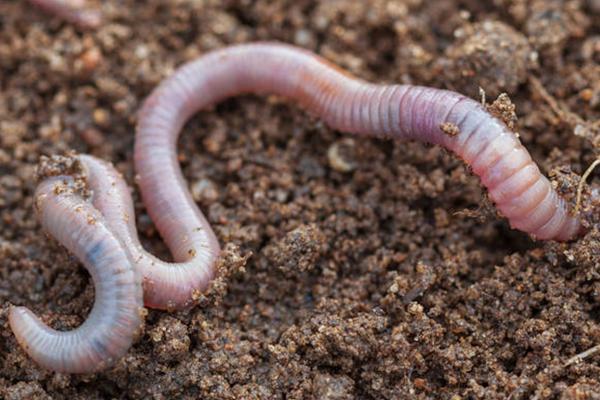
left=135, top=41, right=582, bottom=260
left=8, top=42, right=585, bottom=373
left=23, top=42, right=582, bottom=320
left=27, top=0, right=101, bottom=29
left=78, top=154, right=216, bottom=310
left=9, top=176, right=144, bottom=373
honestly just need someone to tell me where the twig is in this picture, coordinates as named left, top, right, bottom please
left=529, top=76, right=584, bottom=127
left=529, top=76, right=600, bottom=142
left=575, top=157, right=600, bottom=213
left=565, top=344, right=600, bottom=366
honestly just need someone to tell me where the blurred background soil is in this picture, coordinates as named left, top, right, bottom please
left=0, top=0, right=599, bottom=398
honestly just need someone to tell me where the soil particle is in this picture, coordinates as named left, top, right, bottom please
left=191, top=178, right=220, bottom=203
left=312, top=372, right=355, bottom=400
left=487, top=93, right=519, bottom=130
left=197, top=243, right=250, bottom=309
left=36, top=153, right=89, bottom=198
left=36, top=154, right=83, bottom=180
left=439, top=122, right=461, bottom=137
left=525, top=0, right=590, bottom=65
left=560, top=383, right=600, bottom=400
left=442, top=20, right=535, bottom=97
left=1, top=381, right=52, bottom=400
left=148, top=316, right=191, bottom=363
left=328, top=138, right=357, bottom=173
left=261, top=223, right=327, bottom=277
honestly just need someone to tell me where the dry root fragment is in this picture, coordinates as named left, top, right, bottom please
left=575, top=157, right=600, bottom=214
left=529, top=76, right=600, bottom=146
left=565, top=344, right=600, bottom=366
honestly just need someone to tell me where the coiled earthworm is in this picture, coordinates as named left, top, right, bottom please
left=8, top=41, right=585, bottom=373
left=27, top=0, right=101, bottom=29
left=78, top=154, right=216, bottom=310
left=9, top=176, right=144, bottom=373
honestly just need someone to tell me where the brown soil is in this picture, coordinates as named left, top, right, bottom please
left=1, top=0, right=599, bottom=399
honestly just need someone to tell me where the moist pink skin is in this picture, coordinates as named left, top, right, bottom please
left=11, top=42, right=582, bottom=373
left=79, top=155, right=215, bottom=310
left=136, top=42, right=581, bottom=255
left=9, top=177, right=144, bottom=374
left=27, top=0, right=101, bottom=29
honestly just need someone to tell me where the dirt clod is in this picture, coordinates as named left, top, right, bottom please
left=487, top=93, right=518, bottom=130
left=262, top=224, right=327, bottom=277
left=440, top=122, right=460, bottom=137
left=443, top=21, right=534, bottom=97
left=148, top=316, right=191, bottom=363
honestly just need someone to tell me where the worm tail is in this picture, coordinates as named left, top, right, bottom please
left=79, top=155, right=213, bottom=310
left=313, top=82, right=579, bottom=239
left=436, top=95, right=582, bottom=240
left=9, top=177, right=144, bottom=373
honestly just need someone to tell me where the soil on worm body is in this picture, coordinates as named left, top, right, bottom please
left=1, top=0, right=599, bottom=399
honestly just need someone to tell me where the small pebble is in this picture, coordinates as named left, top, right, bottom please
left=191, top=178, right=219, bottom=203
left=327, top=139, right=357, bottom=172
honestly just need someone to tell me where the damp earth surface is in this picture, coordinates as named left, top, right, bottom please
left=0, top=0, right=599, bottom=399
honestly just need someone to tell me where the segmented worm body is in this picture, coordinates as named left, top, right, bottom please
left=10, top=42, right=583, bottom=373
left=136, top=42, right=581, bottom=264
left=9, top=177, right=144, bottom=373
left=27, top=0, right=101, bottom=29
left=79, top=154, right=216, bottom=310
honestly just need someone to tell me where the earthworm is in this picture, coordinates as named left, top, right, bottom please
left=135, top=42, right=582, bottom=250
left=8, top=41, right=584, bottom=373
left=78, top=154, right=216, bottom=310
left=9, top=176, right=144, bottom=373
left=27, top=42, right=582, bottom=319
left=27, top=0, right=101, bottom=29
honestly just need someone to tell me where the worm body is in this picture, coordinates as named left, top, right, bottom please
left=11, top=42, right=582, bottom=372
left=136, top=42, right=581, bottom=250
left=27, top=0, right=101, bottom=29
left=79, top=155, right=215, bottom=310
left=9, top=177, right=144, bottom=373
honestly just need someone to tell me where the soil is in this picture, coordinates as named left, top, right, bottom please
left=0, top=0, right=599, bottom=399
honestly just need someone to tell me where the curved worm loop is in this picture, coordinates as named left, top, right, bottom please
left=78, top=155, right=215, bottom=310
left=136, top=42, right=581, bottom=245
left=9, top=176, right=144, bottom=373
left=27, top=0, right=101, bottom=29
